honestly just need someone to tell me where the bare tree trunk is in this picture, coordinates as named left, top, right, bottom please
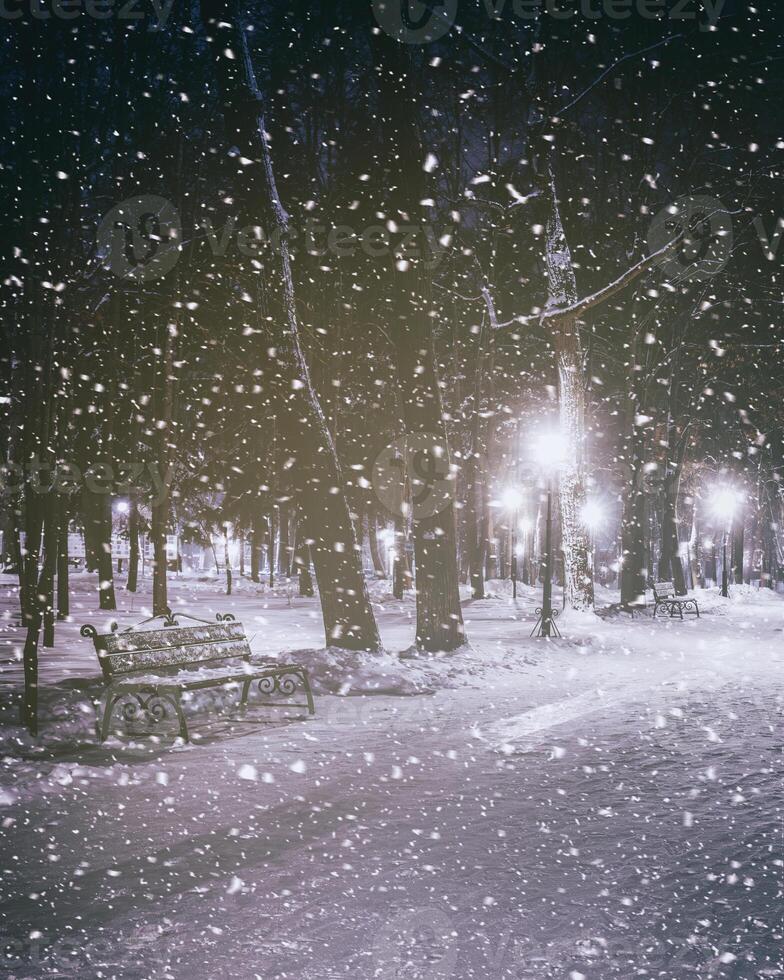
left=658, top=477, right=687, bottom=595
left=392, top=514, right=411, bottom=600
left=56, top=507, right=69, bottom=620
left=277, top=501, right=291, bottom=578
left=250, top=514, right=265, bottom=583
left=293, top=516, right=315, bottom=597
left=540, top=169, right=594, bottom=612
left=369, top=34, right=465, bottom=653
left=202, top=5, right=380, bottom=650
left=731, top=522, right=744, bottom=586
left=224, top=526, right=232, bottom=596
left=95, top=492, right=116, bottom=611
left=150, top=321, right=173, bottom=617
left=621, top=479, right=647, bottom=606
left=20, top=486, right=44, bottom=734
left=41, top=501, right=59, bottom=648
left=368, top=513, right=387, bottom=579
left=126, top=495, right=140, bottom=592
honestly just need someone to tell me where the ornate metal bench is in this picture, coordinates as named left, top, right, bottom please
left=652, top=581, right=700, bottom=620
left=81, top=610, right=315, bottom=742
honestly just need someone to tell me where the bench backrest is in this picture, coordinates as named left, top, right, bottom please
left=90, top=622, right=251, bottom=680
left=653, top=581, right=675, bottom=599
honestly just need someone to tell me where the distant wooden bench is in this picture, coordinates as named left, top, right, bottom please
left=81, top=610, right=314, bottom=742
left=652, top=581, right=700, bottom=620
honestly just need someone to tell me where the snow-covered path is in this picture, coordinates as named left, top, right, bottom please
left=1, top=574, right=782, bottom=978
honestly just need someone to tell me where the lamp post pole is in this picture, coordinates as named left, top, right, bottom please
left=721, top=523, right=729, bottom=598
left=533, top=479, right=560, bottom=638
left=511, top=507, right=518, bottom=600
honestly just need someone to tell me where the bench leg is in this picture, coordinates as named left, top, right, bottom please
left=239, top=677, right=253, bottom=710
left=98, top=691, right=124, bottom=742
left=168, top=691, right=189, bottom=742
left=300, top=670, right=316, bottom=716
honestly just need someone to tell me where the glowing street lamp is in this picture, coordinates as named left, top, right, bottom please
left=710, top=486, right=739, bottom=598
left=581, top=499, right=605, bottom=533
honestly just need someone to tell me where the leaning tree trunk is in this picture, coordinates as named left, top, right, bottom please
left=201, top=2, right=380, bottom=651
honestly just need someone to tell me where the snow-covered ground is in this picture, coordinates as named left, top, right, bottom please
left=0, top=571, right=782, bottom=978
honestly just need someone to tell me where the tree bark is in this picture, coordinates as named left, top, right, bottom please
left=126, top=495, right=140, bottom=592
left=41, top=500, right=59, bottom=648
left=277, top=501, right=291, bottom=578
left=372, top=35, right=465, bottom=652
left=56, top=507, right=69, bottom=620
left=368, top=513, right=387, bottom=579
left=731, top=522, right=744, bottom=586
left=224, top=526, right=233, bottom=596
left=96, top=493, right=116, bottom=611
left=201, top=3, right=380, bottom=650
left=658, top=472, right=687, bottom=595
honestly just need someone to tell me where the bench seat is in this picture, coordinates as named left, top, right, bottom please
left=81, top=611, right=315, bottom=742
left=652, top=581, right=700, bottom=620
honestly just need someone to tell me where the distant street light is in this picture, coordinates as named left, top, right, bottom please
left=711, top=486, right=739, bottom=598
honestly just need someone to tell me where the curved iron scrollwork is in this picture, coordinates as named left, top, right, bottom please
left=162, top=608, right=179, bottom=627
left=98, top=688, right=188, bottom=741
left=257, top=672, right=299, bottom=697
left=216, top=613, right=236, bottom=623
left=80, top=624, right=98, bottom=639
left=121, top=694, right=170, bottom=726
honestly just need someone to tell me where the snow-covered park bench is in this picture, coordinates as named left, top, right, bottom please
left=81, top=611, right=315, bottom=742
left=652, top=581, right=700, bottom=620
